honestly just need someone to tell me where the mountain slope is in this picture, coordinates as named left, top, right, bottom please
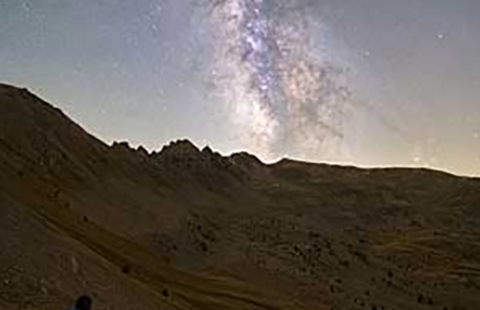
left=1, top=83, right=480, bottom=310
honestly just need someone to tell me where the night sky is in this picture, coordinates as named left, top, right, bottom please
left=1, top=0, right=479, bottom=176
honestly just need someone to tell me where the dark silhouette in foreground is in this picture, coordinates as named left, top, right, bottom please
left=73, top=295, right=92, bottom=310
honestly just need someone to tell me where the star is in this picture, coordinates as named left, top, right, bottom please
left=363, top=50, right=371, bottom=58
left=21, top=2, right=32, bottom=12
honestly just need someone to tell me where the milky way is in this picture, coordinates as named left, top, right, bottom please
left=3, top=1, right=479, bottom=175
left=209, top=0, right=351, bottom=161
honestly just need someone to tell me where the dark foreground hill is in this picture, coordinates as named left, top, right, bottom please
left=1, top=83, right=480, bottom=310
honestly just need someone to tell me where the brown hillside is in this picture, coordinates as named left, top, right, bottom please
left=1, top=83, right=480, bottom=310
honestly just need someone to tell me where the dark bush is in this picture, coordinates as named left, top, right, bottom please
left=162, top=289, right=169, bottom=297
left=418, top=294, right=424, bottom=303
left=122, top=264, right=131, bottom=274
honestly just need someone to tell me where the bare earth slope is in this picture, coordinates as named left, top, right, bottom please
left=0, top=83, right=479, bottom=310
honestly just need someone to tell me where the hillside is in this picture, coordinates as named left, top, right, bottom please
left=1, top=83, right=480, bottom=310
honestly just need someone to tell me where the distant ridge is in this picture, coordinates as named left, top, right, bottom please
left=0, top=83, right=456, bottom=179
left=0, top=83, right=479, bottom=310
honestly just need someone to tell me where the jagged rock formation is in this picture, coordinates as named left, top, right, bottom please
left=1, top=83, right=480, bottom=310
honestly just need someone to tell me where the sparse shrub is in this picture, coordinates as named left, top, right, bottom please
left=162, top=289, right=169, bottom=297
left=340, top=260, right=350, bottom=268
left=122, top=264, right=131, bottom=274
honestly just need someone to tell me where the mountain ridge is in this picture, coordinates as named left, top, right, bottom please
left=1, top=83, right=480, bottom=310
left=1, top=83, right=461, bottom=179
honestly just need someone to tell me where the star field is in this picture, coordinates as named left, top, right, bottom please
left=211, top=0, right=349, bottom=160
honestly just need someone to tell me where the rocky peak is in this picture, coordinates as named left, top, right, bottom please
left=111, top=141, right=151, bottom=162
left=158, top=139, right=200, bottom=158
left=112, top=141, right=133, bottom=151
left=153, top=140, right=240, bottom=177
left=201, top=145, right=213, bottom=154
left=229, top=152, right=263, bottom=168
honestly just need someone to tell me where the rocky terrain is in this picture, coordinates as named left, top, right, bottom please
left=0, top=83, right=479, bottom=310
